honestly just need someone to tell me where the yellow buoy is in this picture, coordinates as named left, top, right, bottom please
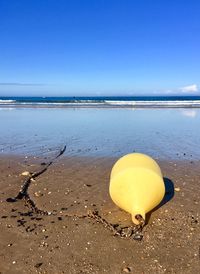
left=109, top=153, right=165, bottom=225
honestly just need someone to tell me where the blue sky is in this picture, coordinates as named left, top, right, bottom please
left=0, top=0, right=200, bottom=96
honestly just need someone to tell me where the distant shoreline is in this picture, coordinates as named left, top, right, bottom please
left=1, top=95, right=200, bottom=108
left=1, top=103, right=200, bottom=108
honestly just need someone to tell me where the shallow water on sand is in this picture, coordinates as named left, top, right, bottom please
left=0, top=107, right=200, bottom=160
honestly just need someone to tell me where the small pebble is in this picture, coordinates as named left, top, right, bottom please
left=123, top=266, right=132, bottom=273
left=175, top=187, right=180, bottom=192
left=34, top=192, right=43, bottom=197
left=21, top=171, right=31, bottom=176
left=133, top=234, right=143, bottom=241
left=35, top=262, right=43, bottom=268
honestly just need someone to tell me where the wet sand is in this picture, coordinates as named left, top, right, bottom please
left=0, top=153, right=199, bottom=274
left=1, top=107, right=200, bottom=160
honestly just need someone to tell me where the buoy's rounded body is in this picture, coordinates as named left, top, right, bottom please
left=109, top=153, right=165, bottom=225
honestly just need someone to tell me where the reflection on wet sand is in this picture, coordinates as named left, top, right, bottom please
left=0, top=107, right=200, bottom=160
left=181, top=109, right=197, bottom=118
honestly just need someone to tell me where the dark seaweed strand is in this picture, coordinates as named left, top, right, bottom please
left=6, top=145, right=67, bottom=215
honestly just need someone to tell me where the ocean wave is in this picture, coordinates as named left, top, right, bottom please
left=0, top=99, right=16, bottom=103
left=105, top=100, right=200, bottom=107
left=1, top=99, right=200, bottom=107
left=18, top=100, right=105, bottom=104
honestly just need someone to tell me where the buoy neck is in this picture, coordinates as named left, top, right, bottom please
left=131, top=212, right=145, bottom=226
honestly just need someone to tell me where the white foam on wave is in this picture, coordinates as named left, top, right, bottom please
left=12, top=100, right=200, bottom=106
left=1, top=99, right=200, bottom=107
left=105, top=100, right=200, bottom=107
left=0, top=99, right=16, bottom=103
left=18, top=102, right=105, bottom=105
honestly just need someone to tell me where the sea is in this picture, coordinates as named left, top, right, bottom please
left=1, top=95, right=200, bottom=107
left=1, top=95, right=200, bottom=159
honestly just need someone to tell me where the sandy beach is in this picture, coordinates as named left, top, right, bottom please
left=0, top=106, right=200, bottom=273
left=0, top=152, right=199, bottom=274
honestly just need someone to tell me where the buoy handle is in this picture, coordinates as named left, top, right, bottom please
left=132, top=212, right=145, bottom=226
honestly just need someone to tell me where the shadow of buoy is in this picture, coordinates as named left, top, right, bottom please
left=146, top=177, right=174, bottom=223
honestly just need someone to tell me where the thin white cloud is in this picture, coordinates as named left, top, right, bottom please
left=163, top=89, right=173, bottom=94
left=161, top=84, right=199, bottom=95
left=0, top=83, right=45, bottom=86
left=179, top=84, right=198, bottom=93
